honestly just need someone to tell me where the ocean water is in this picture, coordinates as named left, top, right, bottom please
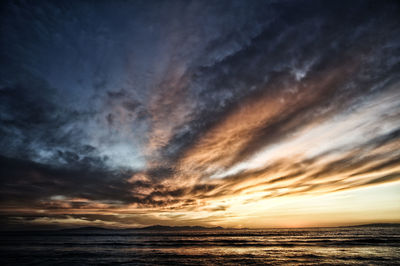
left=1, top=226, right=399, bottom=265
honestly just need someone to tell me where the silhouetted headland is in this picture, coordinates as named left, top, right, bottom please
left=59, top=225, right=225, bottom=232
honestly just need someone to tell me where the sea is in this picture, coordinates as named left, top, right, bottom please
left=1, top=226, right=399, bottom=265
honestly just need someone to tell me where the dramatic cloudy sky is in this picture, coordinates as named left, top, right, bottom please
left=1, top=0, right=400, bottom=229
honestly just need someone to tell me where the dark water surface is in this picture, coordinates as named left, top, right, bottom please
left=1, top=226, right=399, bottom=265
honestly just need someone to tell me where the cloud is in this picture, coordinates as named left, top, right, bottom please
left=1, top=0, right=400, bottom=228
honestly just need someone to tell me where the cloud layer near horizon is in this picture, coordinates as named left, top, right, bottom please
left=1, top=0, right=400, bottom=228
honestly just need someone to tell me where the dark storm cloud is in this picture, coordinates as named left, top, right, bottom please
left=0, top=76, right=95, bottom=164
left=0, top=154, right=200, bottom=210
left=0, top=155, right=193, bottom=211
left=0, top=155, right=135, bottom=205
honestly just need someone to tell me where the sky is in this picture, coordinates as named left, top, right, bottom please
left=0, top=0, right=400, bottom=229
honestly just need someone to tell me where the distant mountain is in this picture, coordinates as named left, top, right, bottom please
left=59, top=226, right=117, bottom=232
left=59, top=225, right=225, bottom=232
left=139, top=225, right=224, bottom=231
left=346, top=223, right=400, bottom=228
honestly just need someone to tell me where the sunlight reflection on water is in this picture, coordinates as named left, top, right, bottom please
left=1, top=227, right=399, bottom=265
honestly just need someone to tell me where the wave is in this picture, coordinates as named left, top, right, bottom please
left=2, top=237, right=400, bottom=248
